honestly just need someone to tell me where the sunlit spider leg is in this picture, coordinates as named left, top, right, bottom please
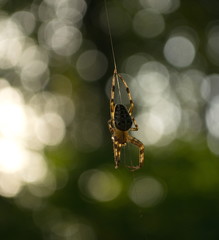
left=108, top=119, right=114, bottom=135
left=130, top=117, right=138, bottom=131
left=108, top=120, right=120, bottom=168
left=127, top=135, right=144, bottom=171
left=113, top=140, right=121, bottom=169
left=117, top=73, right=134, bottom=114
left=110, top=68, right=117, bottom=121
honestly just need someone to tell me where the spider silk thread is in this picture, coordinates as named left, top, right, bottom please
left=104, top=0, right=123, bottom=104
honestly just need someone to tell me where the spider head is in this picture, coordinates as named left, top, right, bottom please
left=114, top=104, right=132, bottom=131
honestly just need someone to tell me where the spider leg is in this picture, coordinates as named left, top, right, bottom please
left=127, top=135, right=144, bottom=171
left=108, top=119, right=114, bottom=135
left=113, top=140, right=122, bottom=169
left=108, top=120, right=120, bottom=168
left=117, top=73, right=134, bottom=114
left=110, top=68, right=117, bottom=120
left=130, top=117, right=138, bottom=131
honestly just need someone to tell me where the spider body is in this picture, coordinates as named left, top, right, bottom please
left=108, top=68, right=144, bottom=170
left=114, top=104, right=132, bottom=131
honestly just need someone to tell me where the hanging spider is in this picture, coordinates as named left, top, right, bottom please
left=108, top=67, right=144, bottom=170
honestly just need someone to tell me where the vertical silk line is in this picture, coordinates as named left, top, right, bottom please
left=104, top=0, right=122, bottom=104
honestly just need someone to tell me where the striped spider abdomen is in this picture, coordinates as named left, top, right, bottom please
left=114, top=104, right=132, bottom=131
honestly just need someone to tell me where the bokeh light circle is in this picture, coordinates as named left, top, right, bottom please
left=78, top=169, right=122, bottom=202
left=164, top=36, right=196, bottom=67
left=201, top=74, right=219, bottom=101
left=129, top=176, right=165, bottom=207
left=35, top=113, right=66, bottom=146
left=11, top=11, right=36, bottom=35
left=51, top=25, right=82, bottom=56
left=76, top=50, right=108, bottom=81
left=133, top=9, right=165, bottom=38
left=206, top=96, right=219, bottom=139
left=137, top=61, right=169, bottom=94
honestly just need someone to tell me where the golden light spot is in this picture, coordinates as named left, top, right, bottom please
left=78, top=169, right=122, bottom=202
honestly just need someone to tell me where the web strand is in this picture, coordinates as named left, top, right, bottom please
left=104, top=0, right=117, bottom=71
left=104, top=0, right=122, bottom=103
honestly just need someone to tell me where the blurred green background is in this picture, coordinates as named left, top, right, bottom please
left=1, top=0, right=219, bottom=239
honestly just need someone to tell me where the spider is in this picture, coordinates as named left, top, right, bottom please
left=108, top=67, right=144, bottom=171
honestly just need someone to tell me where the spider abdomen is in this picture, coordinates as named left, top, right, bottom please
left=114, top=104, right=132, bottom=131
